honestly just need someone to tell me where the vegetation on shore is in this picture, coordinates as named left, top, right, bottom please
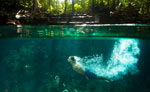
left=0, top=0, right=150, bottom=24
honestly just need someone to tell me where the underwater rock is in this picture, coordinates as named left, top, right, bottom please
left=84, top=90, right=90, bottom=92
left=55, top=75, right=60, bottom=85
left=52, top=75, right=60, bottom=87
left=86, top=80, right=110, bottom=92
left=74, top=89, right=78, bottom=92
left=62, top=89, right=69, bottom=92
left=63, top=83, right=66, bottom=87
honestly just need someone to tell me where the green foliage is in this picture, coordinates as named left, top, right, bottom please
left=67, top=4, right=73, bottom=14
left=103, top=0, right=108, bottom=5
left=74, top=4, right=82, bottom=13
left=0, top=0, right=150, bottom=16
left=24, top=1, right=33, bottom=8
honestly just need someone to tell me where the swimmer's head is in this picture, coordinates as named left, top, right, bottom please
left=68, top=56, right=81, bottom=64
left=68, top=56, right=76, bottom=63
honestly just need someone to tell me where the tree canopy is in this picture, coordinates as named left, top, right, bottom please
left=0, top=0, right=150, bottom=24
left=0, top=0, right=149, bottom=15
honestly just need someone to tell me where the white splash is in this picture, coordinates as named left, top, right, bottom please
left=75, top=39, right=140, bottom=80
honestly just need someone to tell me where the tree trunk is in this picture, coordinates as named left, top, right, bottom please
left=100, top=0, right=104, bottom=6
left=33, top=0, right=38, bottom=11
left=64, top=0, right=67, bottom=15
left=92, top=0, right=95, bottom=9
left=92, top=0, right=95, bottom=12
left=49, top=0, right=51, bottom=5
left=112, top=0, right=116, bottom=10
left=116, top=0, right=120, bottom=6
left=72, top=0, right=75, bottom=15
left=107, top=0, right=110, bottom=8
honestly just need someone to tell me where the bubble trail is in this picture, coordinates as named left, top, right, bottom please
left=74, top=39, right=140, bottom=80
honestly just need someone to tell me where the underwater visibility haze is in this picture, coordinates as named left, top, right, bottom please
left=0, top=25, right=150, bottom=92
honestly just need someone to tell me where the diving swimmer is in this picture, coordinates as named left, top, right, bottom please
left=68, top=56, right=111, bottom=81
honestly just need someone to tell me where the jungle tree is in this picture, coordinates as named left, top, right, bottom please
left=64, top=0, right=68, bottom=14
left=33, top=0, right=39, bottom=11
left=72, top=0, right=75, bottom=14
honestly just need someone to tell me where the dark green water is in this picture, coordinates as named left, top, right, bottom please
left=0, top=25, right=150, bottom=92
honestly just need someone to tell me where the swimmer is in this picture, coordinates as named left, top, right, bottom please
left=68, top=56, right=111, bottom=82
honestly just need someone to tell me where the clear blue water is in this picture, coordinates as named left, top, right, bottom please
left=0, top=25, right=150, bottom=92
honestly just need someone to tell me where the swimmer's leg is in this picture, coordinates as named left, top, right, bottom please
left=85, top=69, right=97, bottom=79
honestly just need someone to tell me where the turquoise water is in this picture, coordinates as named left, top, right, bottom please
left=0, top=25, right=150, bottom=92
left=0, top=24, right=150, bottom=38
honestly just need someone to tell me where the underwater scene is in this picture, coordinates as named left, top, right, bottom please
left=0, top=25, right=150, bottom=92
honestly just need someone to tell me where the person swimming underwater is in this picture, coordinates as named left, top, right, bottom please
left=68, top=56, right=111, bottom=81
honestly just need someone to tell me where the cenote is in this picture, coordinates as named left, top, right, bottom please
left=0, top=24, right=150, bottom=92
